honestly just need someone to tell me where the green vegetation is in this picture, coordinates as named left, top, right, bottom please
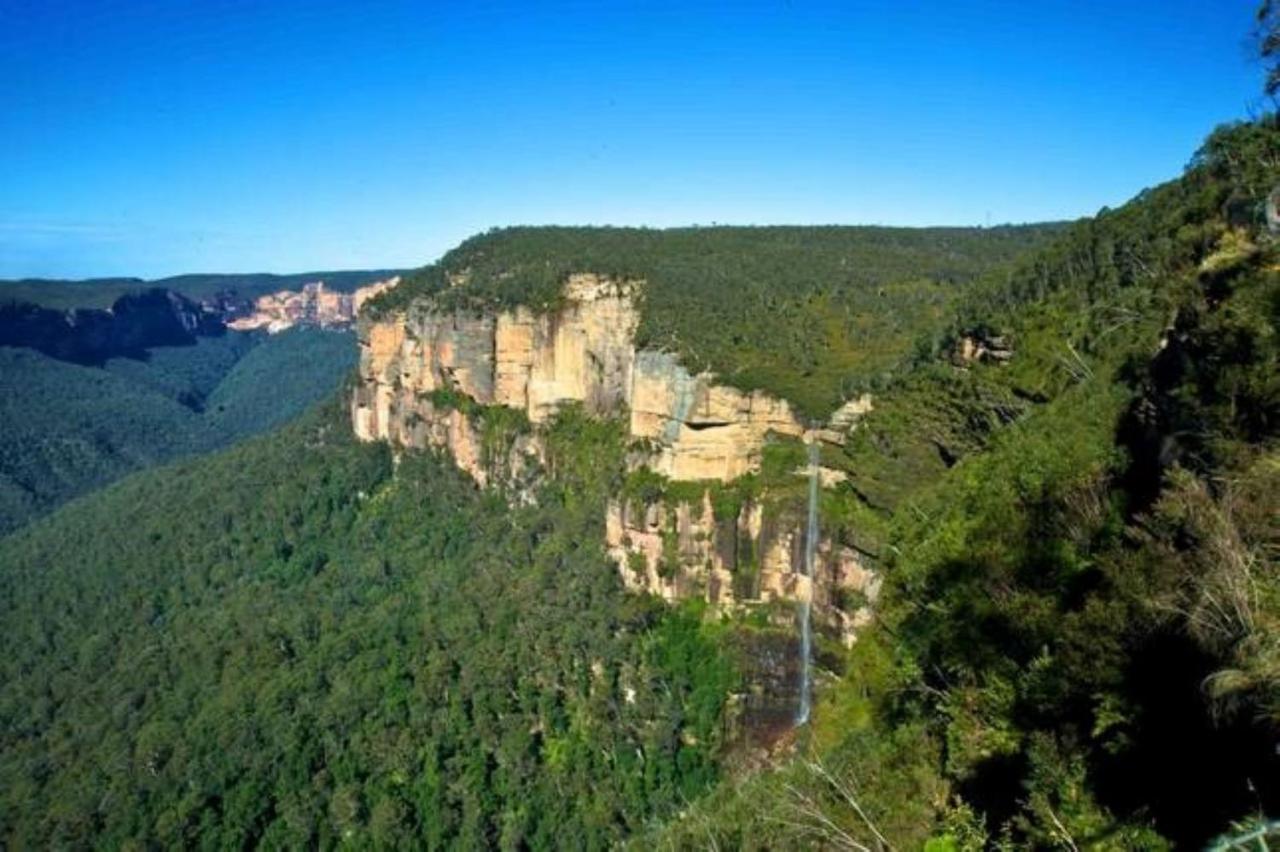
left=369, top=224, right=1064, bottom=418
left=650, top=116, right=1280, bottom=849
left=0, top=400, right=738, bottom=848
left=0, top=328, right=356, bottom=533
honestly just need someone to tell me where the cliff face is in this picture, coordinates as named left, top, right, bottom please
left=353, top=274, right=805, bottom=480
left=355, top=275, right=637, bottom=433
left=352, top=274, right=876, bottom=641
left=229, top=276, right=400, bottom=334
left=630, top=351, right=805, bottom=480
left=604, top=493, right=878, bottom=645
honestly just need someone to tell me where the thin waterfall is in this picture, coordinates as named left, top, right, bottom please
left=796, top=437, right=819, bottom=725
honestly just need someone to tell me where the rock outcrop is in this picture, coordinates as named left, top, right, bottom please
left=629, top=351, right=805, bottom=479
left=953, top=331, right=1013, bottom=366
left=352, top=274, right=640, bottom=483
left=229, top=276, right=400, bottom=333
left=352, top=274, right=807, bottom=481
left=352, top=273, right=877, bottom=643
left=604, top=492, right=878, bottom=645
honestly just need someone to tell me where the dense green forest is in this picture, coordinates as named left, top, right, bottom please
left=0, top=328, right=355, bottom=533
left=369, top=224, right=1064, bottom=418
left=0, top=400, right=738, bottom=848
left=0, top=269, right=402, bottom=310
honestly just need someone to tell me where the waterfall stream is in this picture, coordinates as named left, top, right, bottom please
left=796, top=437, right=819, bottom=726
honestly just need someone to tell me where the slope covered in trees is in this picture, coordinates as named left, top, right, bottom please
left=646, top=116, right=1280, bottom=849
left=0, top=399, right=738, bottom=848
left=0, top=328, right=356, bottom=533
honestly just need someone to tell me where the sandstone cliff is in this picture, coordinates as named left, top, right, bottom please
left=229, top=276, right=400, bottom=333
left=352, top=274, right=807, bottom=480
left=604, top=492, right=878, bottom=645
left=352, top=273, right=877, bottom=642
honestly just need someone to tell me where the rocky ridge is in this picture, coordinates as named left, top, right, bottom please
left=0, top=288, right=225, bottom=366
left=352, top=274, right=879, bottom=643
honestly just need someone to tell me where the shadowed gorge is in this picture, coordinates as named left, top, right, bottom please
left=0, top=271, right=399, bottom=533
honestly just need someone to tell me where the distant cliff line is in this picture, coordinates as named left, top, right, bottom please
left=0, top=269, right=405, bottom=312
left=228, top=276, right=400, bottom=334
left=0, top=275, right=401, bottom=367
left=0, top=288, right=225, bottom=366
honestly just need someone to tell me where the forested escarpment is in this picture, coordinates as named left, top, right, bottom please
left=0, top=288, right=226, bottom=366
left=0, top=328, right=355, bottom=533
left=645, top=118, right=1280, bottom=849
left=2, top=102, right=1279, bottom=852
left=368, top=224, right=1064, bottom=419
left=338, top=112, right=1280, bottom=848
left=0, top=400, right=737, bottom=848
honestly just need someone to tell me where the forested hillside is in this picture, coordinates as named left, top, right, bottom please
left=6, top=0, right=1276, bottom=848
left=645, top=117, right=1280, bottom=849
left=3, top=114, right=1276, bottom=848
left=0, top=328, right=355, bottom=533
left=0, top=400, right=736, bottom=848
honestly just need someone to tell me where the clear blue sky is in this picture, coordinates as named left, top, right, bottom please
left=0, top=0, right=1266, bottom=279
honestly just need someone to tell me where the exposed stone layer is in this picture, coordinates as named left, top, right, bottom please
left=352, top=273, right=878, bottom=642
left=352, top=274, right=805, bottom=481
left=229, top=276, right=400, bottom=333
left=604, top=493, right=878, bottom=646
left=629, top=352, right=804, bottom=480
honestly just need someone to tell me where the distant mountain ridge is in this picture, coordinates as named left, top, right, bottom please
left=0, top=268, right=405, bottom=311
left=0, top=288, right=225, bottom=367
left=0, top=272, right=402, bottom=367
left=0, top=272, right=387, bottom=532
